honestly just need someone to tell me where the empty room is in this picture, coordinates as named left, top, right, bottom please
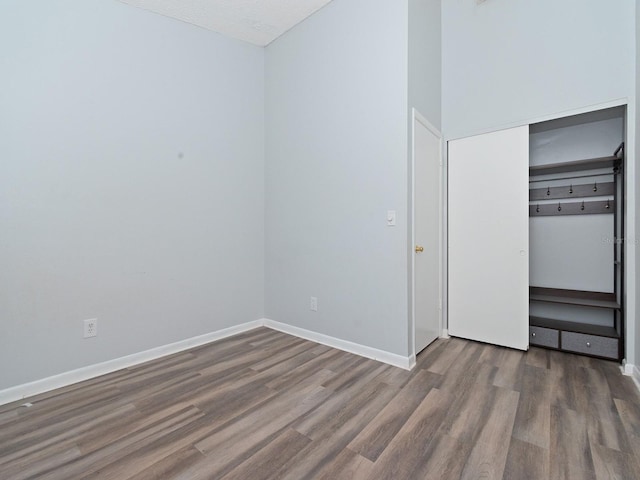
left=1, top=0, right=640, bottom=478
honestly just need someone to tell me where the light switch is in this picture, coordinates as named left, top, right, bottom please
left=387, top=210, right=396, bottom=226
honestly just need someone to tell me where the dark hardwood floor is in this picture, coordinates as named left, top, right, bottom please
left=1, top=327, right=640, bottom=479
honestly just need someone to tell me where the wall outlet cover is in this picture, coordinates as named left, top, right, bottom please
left=84, top=318, right=98, bottom=338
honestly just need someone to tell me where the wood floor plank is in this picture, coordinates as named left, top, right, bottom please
left=348, top=369, right=441, bottom=461
left=550, top=405, right=597, bottom=480
left=374, top=364, right=414, bottom=388
left=458, top=387, right=519, bottom=480
left=274, top=382, right=398, bottom=480
left=425, top=337, right=467, bottom=375
left=512, top=364, right=552, bottom=449
left=408, top=432, right=467, bottom=480
left=193, top=385, right=330, bottom=476
left=366, top=388, right=452, bottom=480
left=247, top=338, right=311, bottom=372
left=320, top=358, right=389, bottom=392
left=0, top=444, right=82, bottom=480
left=220, top=428, right=311, bottom=480
left=292, top=381, right=395, bottom=441
left=502, top=438, right=549, bottom=480
left=40, top=406, right=205, bottom=480
left=264, top=349, right=353, bottom=391
left=313, top=448, right=374, bottom=480
left=587, top=397, right=633, bottom=453
left=0, top=403, right=137, bottom=467
left=0, top=390, right=133, bottom=458
left=127, top=447, right=205, bottom=480
left=86, top=413, right=219, bottom=480
left=439, top=382, right=497, bottom=440
left=613, top=398, right=640, bottom=467
left=478, top=343, right=505, bottom=366
left=492, top=348, right=526, bottom=390
left=525, top=346, right=550, bottom=369
left=413, top=339, right=449, bottom=370
left=77, top=401, right=198, bottom=454
left=1, top=330, right=638, bottom=480
left=590, top=442, right=640, bottom=480
left=549, top=350, right=591, bottom=413
left=0, top=408, right=18, bottom=425
left=606, top=369, right=640, bottom=404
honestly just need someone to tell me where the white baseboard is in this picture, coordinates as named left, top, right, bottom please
left=440, top=328, right=450, bottom=339
left=0, top=320, right=263, bottom=407
left=622, top=362, right=640, bottom=392
left=408, top=354, right=417, bottom=370
left=263, top=319, right=414, bottom=370
left=0, top=318, right=415, bottom=407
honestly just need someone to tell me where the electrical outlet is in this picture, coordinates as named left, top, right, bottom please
left=84, top=318, right=97, bottom=338
left=310, top=296, right=318, bottom=312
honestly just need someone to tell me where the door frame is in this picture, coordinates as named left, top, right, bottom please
left=410, top=108, right=444, bottom=359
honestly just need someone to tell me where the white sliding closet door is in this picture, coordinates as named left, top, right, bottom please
left=448, top=126, right=529, bottom=350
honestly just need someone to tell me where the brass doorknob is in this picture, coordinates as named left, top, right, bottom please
left=415, top=245, right=424, bottom=253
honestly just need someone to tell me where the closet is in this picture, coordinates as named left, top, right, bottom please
left=448, top=106, right=626, bottom=361
left=528, top=108, right=624, bottom=360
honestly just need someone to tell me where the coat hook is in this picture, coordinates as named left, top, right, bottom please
left=558, top=202, right=562, bottom=212
left=581, top=201, right=585, bottom=211
left=605, top=200, right=610, bottom=209
left=536, top=204, right=540, bottom=213
left=569, top=184, right=573, bottom=194
left=546, top=186, right=550, bottom=196
left=593, top=182, right=598, bottom=192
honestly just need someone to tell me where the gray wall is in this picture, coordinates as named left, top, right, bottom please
left=265, top=0, right=410, bottom=356
left=408, top=0, right=441, bottom=130
left=0, top=0, right=265, bottom=389
left=442, top=0, right=635, bottom=139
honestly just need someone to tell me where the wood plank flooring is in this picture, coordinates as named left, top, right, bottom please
left=1, top=327, right=640, bottom=479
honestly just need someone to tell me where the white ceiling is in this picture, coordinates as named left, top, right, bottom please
left=119, top=0, right=334, bottom=46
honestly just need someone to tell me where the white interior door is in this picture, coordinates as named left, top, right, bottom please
left=448, top=125, right=529, bottom=350
left=413, top=113, right=442, bottom=354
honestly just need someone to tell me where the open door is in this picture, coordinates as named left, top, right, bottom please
left=413, top=111, right=442, bottom=354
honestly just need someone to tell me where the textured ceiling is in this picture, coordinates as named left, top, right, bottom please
left=119, top=0, right=334, bottom=46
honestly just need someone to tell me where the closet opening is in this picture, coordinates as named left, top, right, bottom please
left=528, top=106, right=626, bottom=361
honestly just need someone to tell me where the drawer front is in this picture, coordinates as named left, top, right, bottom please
left=561, top=332, right=619, bottom=359
left=529, top=326, right=559, bottom=348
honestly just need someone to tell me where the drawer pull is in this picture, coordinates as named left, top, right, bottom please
left=586, top=342, right=591, bottom=348
left=531, top=332, right=536, bottom=337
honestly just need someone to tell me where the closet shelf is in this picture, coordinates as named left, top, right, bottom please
left=529, top=287, right=620, bottom=310
left=529, top=155, right=621, bottom=176
left=530, top=316, right=619, bottom=338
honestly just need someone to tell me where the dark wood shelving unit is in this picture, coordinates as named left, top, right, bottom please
left=530, top=316, right=618, bottom=338
left=529, top=287, right=620, bottom=310
left=529, top=155, right=621, bottom=176
left=528, top=145, right=624, bottom=361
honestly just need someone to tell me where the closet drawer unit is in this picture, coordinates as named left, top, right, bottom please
left=529, top=325, right=559, bottom=348
left=561, top=332, right=618, bottom=359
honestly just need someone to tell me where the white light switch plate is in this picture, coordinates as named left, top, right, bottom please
left=387, top=210, right=396, bottom=226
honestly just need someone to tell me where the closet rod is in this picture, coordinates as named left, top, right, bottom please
left=529, top=171, right=614, bottom=183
